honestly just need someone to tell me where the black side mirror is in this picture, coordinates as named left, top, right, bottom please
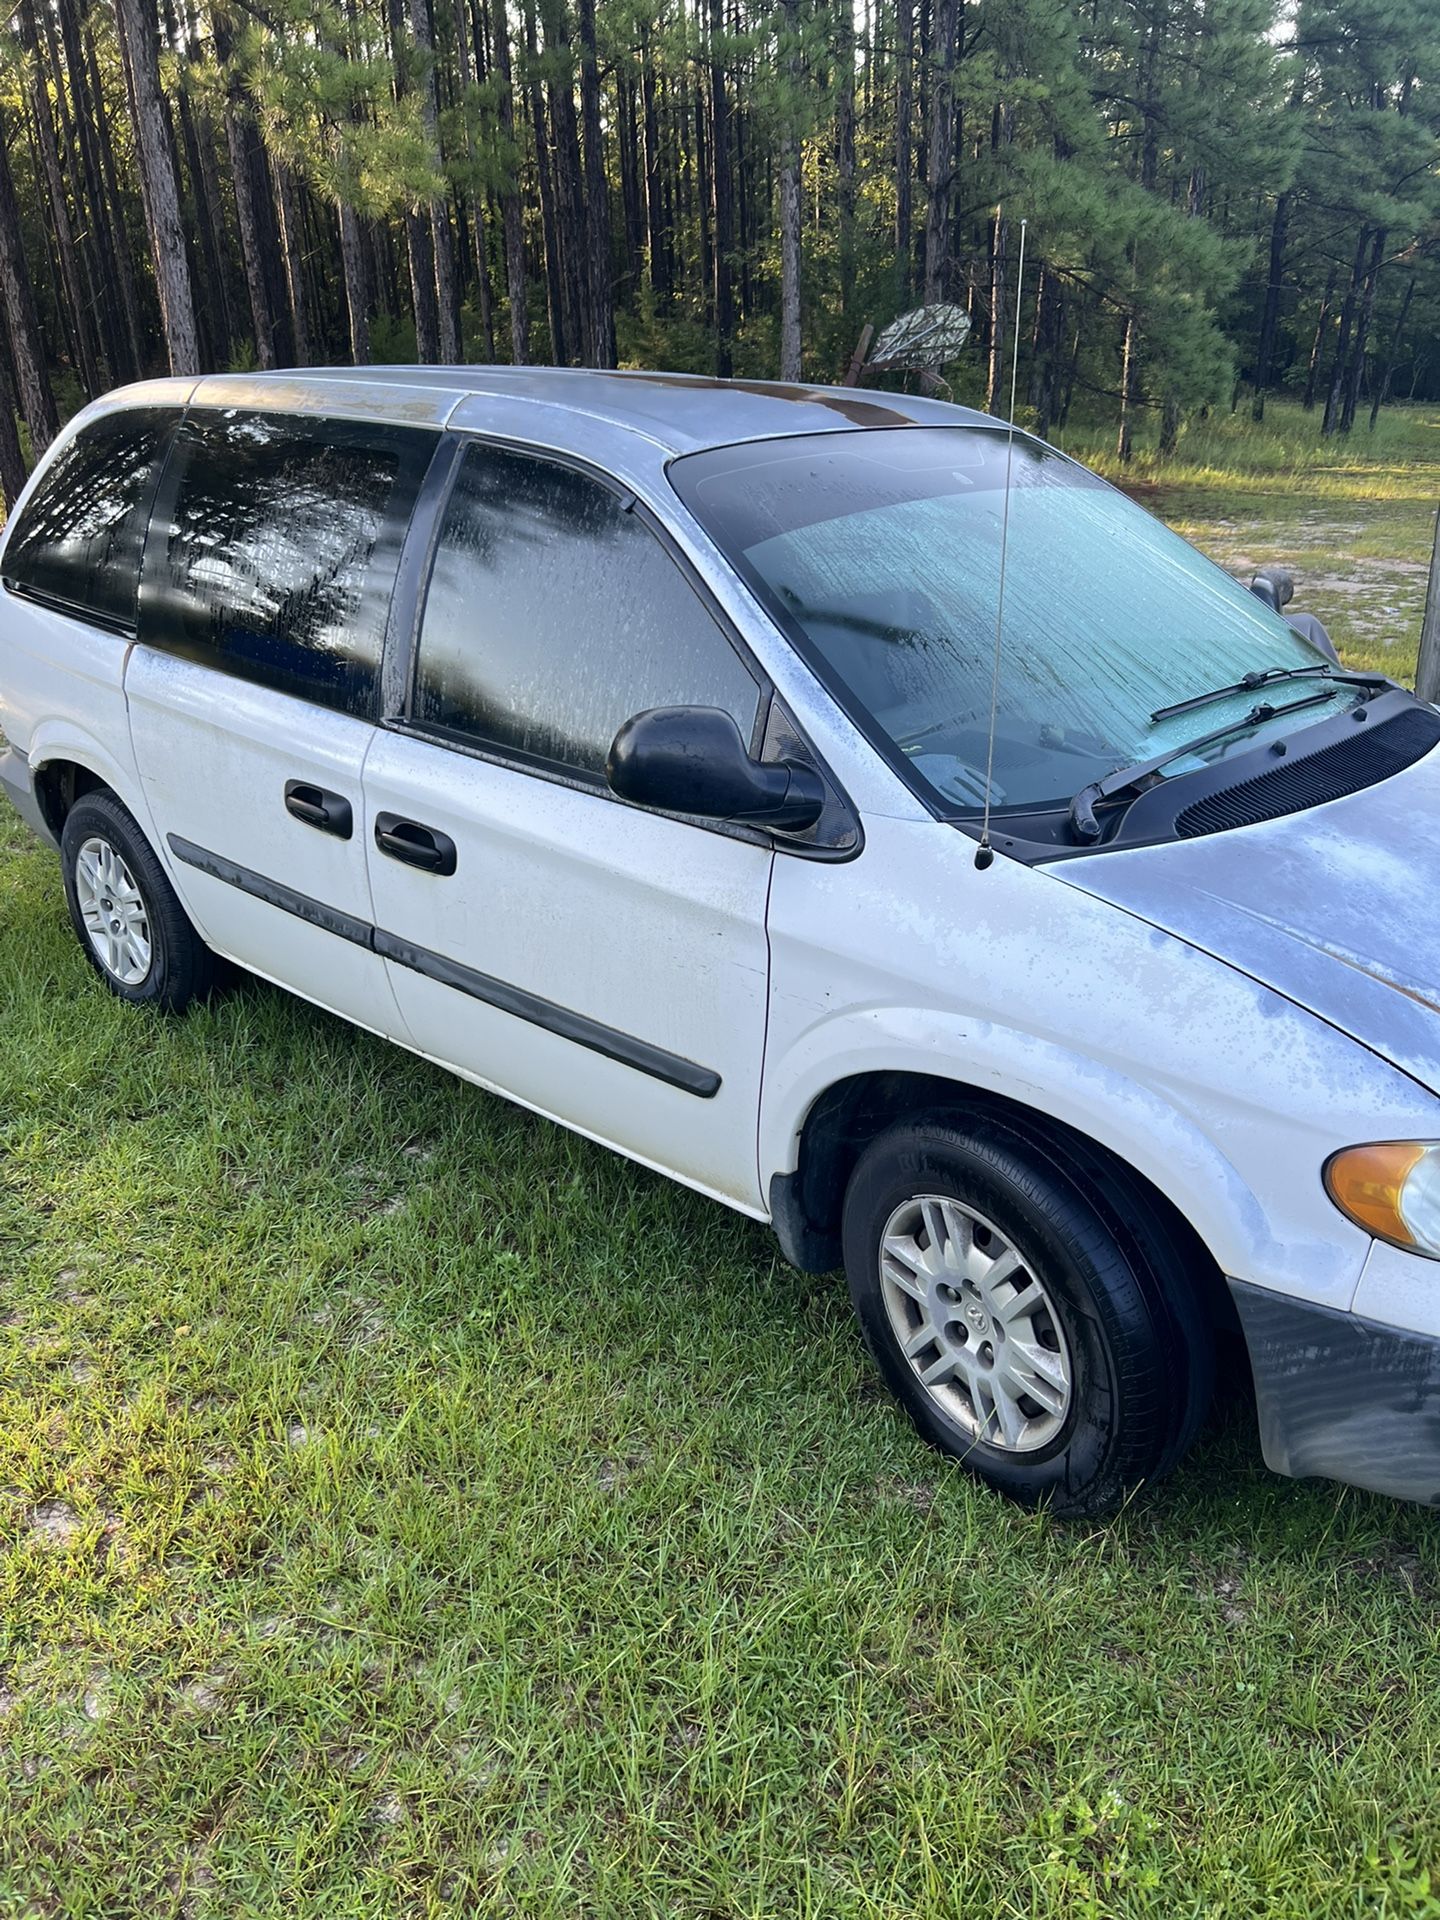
left=606, top=706, right=826, bottom=833
left=1250, top=566, right=1295, bottom=612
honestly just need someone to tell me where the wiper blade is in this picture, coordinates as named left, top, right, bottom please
left=1069, top=690, right=1337, bottom=844
left=1151, top=664, right=1390, bottom=724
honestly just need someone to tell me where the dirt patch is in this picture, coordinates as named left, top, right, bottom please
left=29, top=1498, right=80, bottom=1548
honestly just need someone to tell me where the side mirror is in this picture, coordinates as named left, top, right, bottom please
left=1250, top=566, right=1295, bottom=612
left=606, top=705, right=826, bottom=833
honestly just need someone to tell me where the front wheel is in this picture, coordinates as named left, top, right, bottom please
left=60, top=790, right=215, bottom=1012
left=842, top=1119, right=1212, bottom=1515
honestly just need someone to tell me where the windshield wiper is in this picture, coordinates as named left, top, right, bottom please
left=1069, top=690, right=1337, bottom=844
left=1151, top=664, right=1390, bottom=724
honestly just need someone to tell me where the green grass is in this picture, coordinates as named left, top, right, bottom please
left=6, top=812, right=1440, bottom=1920
left=1058, top=399, right=1440, bottom=680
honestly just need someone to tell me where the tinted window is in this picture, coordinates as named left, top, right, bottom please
left=3, top=408, right=172, bottom=629
left=143, top=410, right=433, bottom=718
left=413, top=443, right=761, bottom=775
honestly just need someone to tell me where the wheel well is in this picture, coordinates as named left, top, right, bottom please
left=772, top=1071, right=1237, bottom=1333
left=33, top=759, right=107, bottom=838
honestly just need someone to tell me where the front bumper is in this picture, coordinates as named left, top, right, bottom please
left=1230, top=1278, right=1440, bottom=1505
left=0, top=741, right=56, bottom=848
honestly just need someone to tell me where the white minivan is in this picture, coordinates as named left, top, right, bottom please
left=3, top=367, right=1439, bottom=1515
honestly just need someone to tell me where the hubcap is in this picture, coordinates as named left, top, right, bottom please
left=74, top=836, right=151, bottom=986
left=879, top=1193, right=1073, bottom=1452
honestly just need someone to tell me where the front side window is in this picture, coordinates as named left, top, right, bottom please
left=2, top=407, right=173, bottom=629
left=413, top=442, right=762, bottom=777
left=672, top=428, right=1342, bottom=816
left=142, top=410, right=434, bottom=718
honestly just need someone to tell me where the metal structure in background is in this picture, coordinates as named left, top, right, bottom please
left=842, top=302, right=973, bottom=394
left=1419, top=506, right=1440, bottom=707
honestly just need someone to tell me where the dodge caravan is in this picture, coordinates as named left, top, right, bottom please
left=3, top=367, right=1438, bottom=1515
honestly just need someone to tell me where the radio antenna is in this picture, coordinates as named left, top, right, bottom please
left=975, top=214, right=1027, bottom=873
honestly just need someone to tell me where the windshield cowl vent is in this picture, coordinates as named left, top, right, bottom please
left=1173, top=705, right=1440, bottom=840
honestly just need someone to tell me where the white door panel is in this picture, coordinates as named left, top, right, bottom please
left=363, top=729, right=773, bottom=1208
left=126, top=647, right=401, bottom=1034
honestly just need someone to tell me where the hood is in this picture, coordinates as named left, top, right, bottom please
left=1055, top=735, right=1440, bottom=1097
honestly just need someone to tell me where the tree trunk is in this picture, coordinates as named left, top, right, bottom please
left=1030, top=266, right=1064, bottom=443
left=492, top=0, right=529, bottom=363
left=338, top=199, right=371, bottom=363
left=1418, top=506, right=1440, bottom=707
left=17, top=0, right=99, bottom=395
left=708, top=0, right=734, bottom=375
left=1322, top=227, right=1368, bottom=436
left=113, top=0, right=201, bottom=376
left=54, top=0, right=139, bottom=383
left=0, top=111, right=58, bottom=454
left=454, top=0, right=495, bottom=359
left=922, top=0, right=960, bottom=304
left=222, top=99, right=279, bottom=368
left=412, top=0, right=460, bottom=361
left=640, top=20, right=669, bottom=302
left=778, top=0, right=802, bottom=381
left=1251, top=187, right=1291, bottom=423
left=895, top=0, right=914, bottom=301
left=82, top=17, right=146, bottom=380
left=1303, top=264, right=1336, bottom=412
left=541, top=0, right=585, bottom=360
left=578, top=0, right=615, bottom=366
left=1370, top=274, right=1415, bottom=431
left=1339, top=226, right=1385, bottom=435
left=835, top=0, right=856, bottom=322
left=273, top=159, right=311, bottom=365
left=617, top=52, right=644, bottom=299
left=0, top=351, right=30, bottom=508
left=524, top=0, right=566, bottom=360
left=985, top=203, right=1005, bottom=413
left=1116, top=306, right=1138, bottom=464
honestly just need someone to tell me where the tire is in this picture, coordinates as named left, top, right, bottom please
left=842, top=1117, right=1213, bottom=1515
left=60, top=789, right=215, bottom=1013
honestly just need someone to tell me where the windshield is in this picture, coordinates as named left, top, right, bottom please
left=671, top=427, right=1342, bottom=815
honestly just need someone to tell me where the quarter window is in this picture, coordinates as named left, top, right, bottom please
left=2, top=407, right=173, bottom=630
left=143, top=410, right=433, bottom=718
left=412, top=443, right=762, bottom=776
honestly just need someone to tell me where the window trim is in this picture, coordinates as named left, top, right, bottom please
left=0, top=405, right=180, bottom=639
left=381, top=427, right=861, bottom=859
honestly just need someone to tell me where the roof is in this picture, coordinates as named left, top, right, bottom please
left=167, top=363, right=992, bottom=456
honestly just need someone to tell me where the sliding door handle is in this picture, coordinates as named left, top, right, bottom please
left=374, top=812, right=458, bottom=876
left=284, top=780, right=353, bottom=839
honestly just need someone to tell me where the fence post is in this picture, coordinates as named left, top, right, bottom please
left=1418, top=504, right=1440, bottom=706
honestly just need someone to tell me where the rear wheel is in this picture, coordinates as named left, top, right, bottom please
left=60, top=790, right=215, bottom=1012
left=842, top=1118, right=1212, bottom=1515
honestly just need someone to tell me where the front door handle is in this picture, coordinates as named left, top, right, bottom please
left=285, top=780, right=353, bottom=839
left=374, top=811, right=458, bottom=876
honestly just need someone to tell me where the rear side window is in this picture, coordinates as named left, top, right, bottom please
left=2, top=408, right=173, bottom=630
left=412, top=442, right=761, bottom=777
left=142, top=410, right=434, bottom=719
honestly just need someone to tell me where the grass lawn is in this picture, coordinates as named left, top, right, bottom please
left=5, top=412, right=1440, bottom=1916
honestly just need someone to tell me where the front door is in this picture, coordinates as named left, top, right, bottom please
left=362, top=439, right=774, bottom=1211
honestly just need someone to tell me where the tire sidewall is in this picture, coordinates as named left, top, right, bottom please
left=61, top=797, right=174, bottom=1006
left=844, top=1123, right=1158, bottom=1512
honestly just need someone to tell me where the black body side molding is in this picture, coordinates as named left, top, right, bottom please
left=165, top=833, right=721, bottom=1099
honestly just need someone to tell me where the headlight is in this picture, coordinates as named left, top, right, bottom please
left=1324, top=1142, right=1440, bottom=1259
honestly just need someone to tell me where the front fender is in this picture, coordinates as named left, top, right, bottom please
left=760, top=1002, right=1373, bottom=1309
